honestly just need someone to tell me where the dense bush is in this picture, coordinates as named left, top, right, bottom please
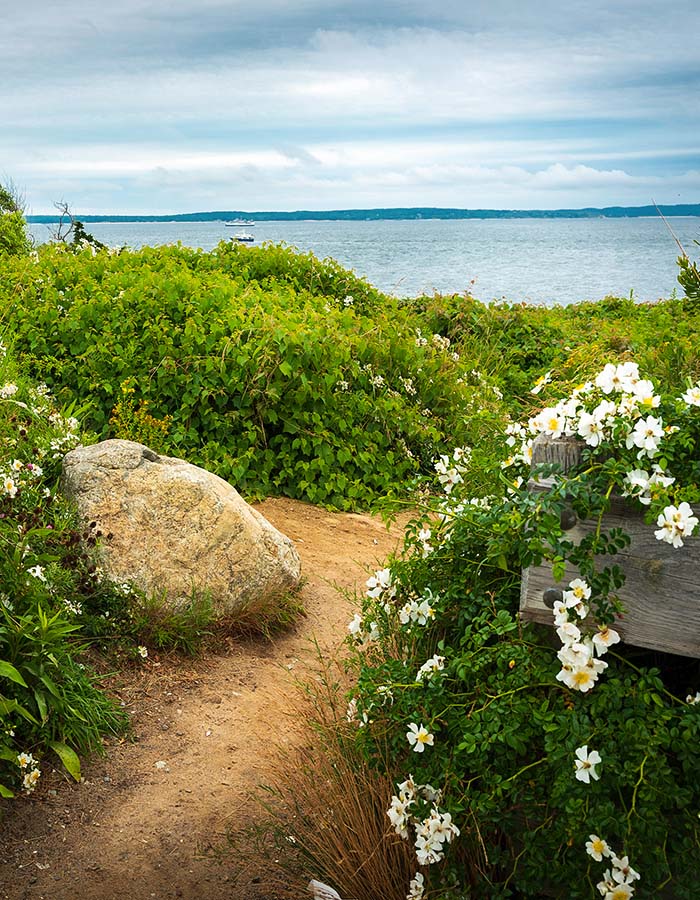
left=0, top=184, right=31, bottom=257
left=0, top=241, right=508, bottom=508
left=341, top=360, right=700, bottom=898
left=0, top=351, right=128, bottom=798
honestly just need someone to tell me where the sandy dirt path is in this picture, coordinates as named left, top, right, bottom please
left=0, top=498, right=409, bottom=900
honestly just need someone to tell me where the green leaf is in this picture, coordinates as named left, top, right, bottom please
left=49, top=742, right=81, bottom=782
left=0, top=783, right=14, bottom=798
left=279, top=360, right=292, bottom=377
left=34, top=690, right=48, bottom=724
left=0, top=661, right=28, bottom=687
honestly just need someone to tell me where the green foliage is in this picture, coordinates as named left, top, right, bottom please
left=0, top=354, right=128, bottom=798
left=0, top=183, right=31, bottom=257
left=346, top=363, right=700, bottom=898
left=678, top=246, right=700, bottom=312
left=131, top=591, right=214, bottom=655
left=109, top=378, right=173, bottom=451
left=0, top=241, right=508, bottom=509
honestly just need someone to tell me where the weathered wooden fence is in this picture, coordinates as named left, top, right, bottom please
left=520, top=435, right=700, bottom=658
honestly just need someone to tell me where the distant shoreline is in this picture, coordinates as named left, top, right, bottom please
left=27, top=203, right=700, bottom=224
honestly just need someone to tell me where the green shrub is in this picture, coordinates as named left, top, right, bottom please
left=0, top=351, right=127, bottom=798
left=0, top=241, right=508, bottom=508
left=0, top=184, right=30, bottom=257
left=345, top=360, right=700, bottom=898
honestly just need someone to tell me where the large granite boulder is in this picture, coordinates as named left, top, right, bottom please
left=60, top=440, right=301, bottom=616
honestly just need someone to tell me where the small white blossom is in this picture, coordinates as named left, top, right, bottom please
left=681, top=384, right=700, bottom=407
left=406, top=872, right=425, bottom=900
left=586, top=834, right=611, bottom=862
left=416, top=654, right=446, bottom=681
left=592, top=626, right=621, bottom=656
left=530, top=371, right=552, bottom=394
left=0, top=383, right=18, bottom=399
left=654, top=502, right=698, bottom=548
left=406, top=723, right=434, bottom=753
left=574, top=745, right=602, bottom=783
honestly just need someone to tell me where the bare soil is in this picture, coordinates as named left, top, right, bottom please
left=0, top=498, right=409, bottom=900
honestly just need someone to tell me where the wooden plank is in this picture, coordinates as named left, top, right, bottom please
left=521, top=435, right=700, bottom=658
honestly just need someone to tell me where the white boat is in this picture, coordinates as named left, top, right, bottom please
left=231, top=231, right=255, bottom=242
left=225, top=219, right=255, bottom=226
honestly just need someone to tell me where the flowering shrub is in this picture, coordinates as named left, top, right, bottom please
left=0, top=350, right=127, bottom=799
left=345, top=361, right=700, bottom=898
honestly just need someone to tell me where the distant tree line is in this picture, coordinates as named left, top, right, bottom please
left=26, top=203, right=700, bottom=224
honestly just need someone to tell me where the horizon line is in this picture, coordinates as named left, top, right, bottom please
left=26, top=201, right=700, bottom=223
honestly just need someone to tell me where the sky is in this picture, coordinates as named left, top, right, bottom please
left=2, top=0, right=699, bottom=214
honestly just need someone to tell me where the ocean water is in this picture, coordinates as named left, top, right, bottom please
left=28, top=216, right=700, bottom=306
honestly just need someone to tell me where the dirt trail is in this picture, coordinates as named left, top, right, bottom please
left=0, top=499, right=409, bottom=900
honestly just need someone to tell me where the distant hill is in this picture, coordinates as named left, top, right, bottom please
left=27, top=203, right=700, bottom=223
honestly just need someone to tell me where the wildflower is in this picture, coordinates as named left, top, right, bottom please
left=556, top=621, right=582, bottom=645
left=434, top=455, right=464, bottom=493
left=586, top=834, right=611, bottom=862
left=347, top=613, right=364, bottom=637
left=595, top=362, right=639, bottom=394
left=625, top=415, right=664, bottom=458
left=343, top=295, right=354, bottom=306
left=406, top=723, right=434, bottom=752
left=22, top=767, right=41, bottom=793
left=610, top=854, right=640, bottom=884
left=376, top=684, right=394, bottom=704
left=346, top=698, right=358, bottom=722
left=415, top=597, right=435, bottom=624
left=530, top=371, right=552, bottom=394
left=592, top=626, right=621, bottom=656
left=63, top=598, right=83, bottom=616
left=17, top=752, right=35, bottom=769
left=564, top=578, right=591, bottom=603
left=654, top=502, right=698, bottom=548
left=406, top=872, right=425, bottom=900
left=558, top=639, right=594, bottom=669
left=686, top=692, right=700, bottom=704
left=335, top=380, right=349, bottom=391
left=574, top=745, right=601, bottom=783
left=366, top=568, right=394, bottom=599
left=681, top=384, right=700, bottom=406
left=563, top=578, right=591, bottom=619
left=596, top=873, right=634, bottom=900
left=622, top=467, right=674, bottom=505
left=387, top=793, right=414, bottom=838
left=417, top=526, right=433, bottom=557
left=416, top=654, right=446, bottom=681
left=0, top=383, right=18, bottom=399
left=137, top=645, right=148, bottom=659
left=27, top=565, right=46, bottom=582
left=3, top=476, right=18, bottom=498
left=577, top=411, right=605, bottom=447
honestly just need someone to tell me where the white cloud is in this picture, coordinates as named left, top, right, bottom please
left=3, top=2, right=699, bottom=212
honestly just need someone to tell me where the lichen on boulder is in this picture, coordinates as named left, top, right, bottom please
left=61, top=440, right=301, bottom=617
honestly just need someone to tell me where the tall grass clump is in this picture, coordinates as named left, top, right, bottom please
left=240, top=657, right=426, bottom=900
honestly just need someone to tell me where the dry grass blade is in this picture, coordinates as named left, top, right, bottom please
left=244, top=652, right=418, bottom=900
